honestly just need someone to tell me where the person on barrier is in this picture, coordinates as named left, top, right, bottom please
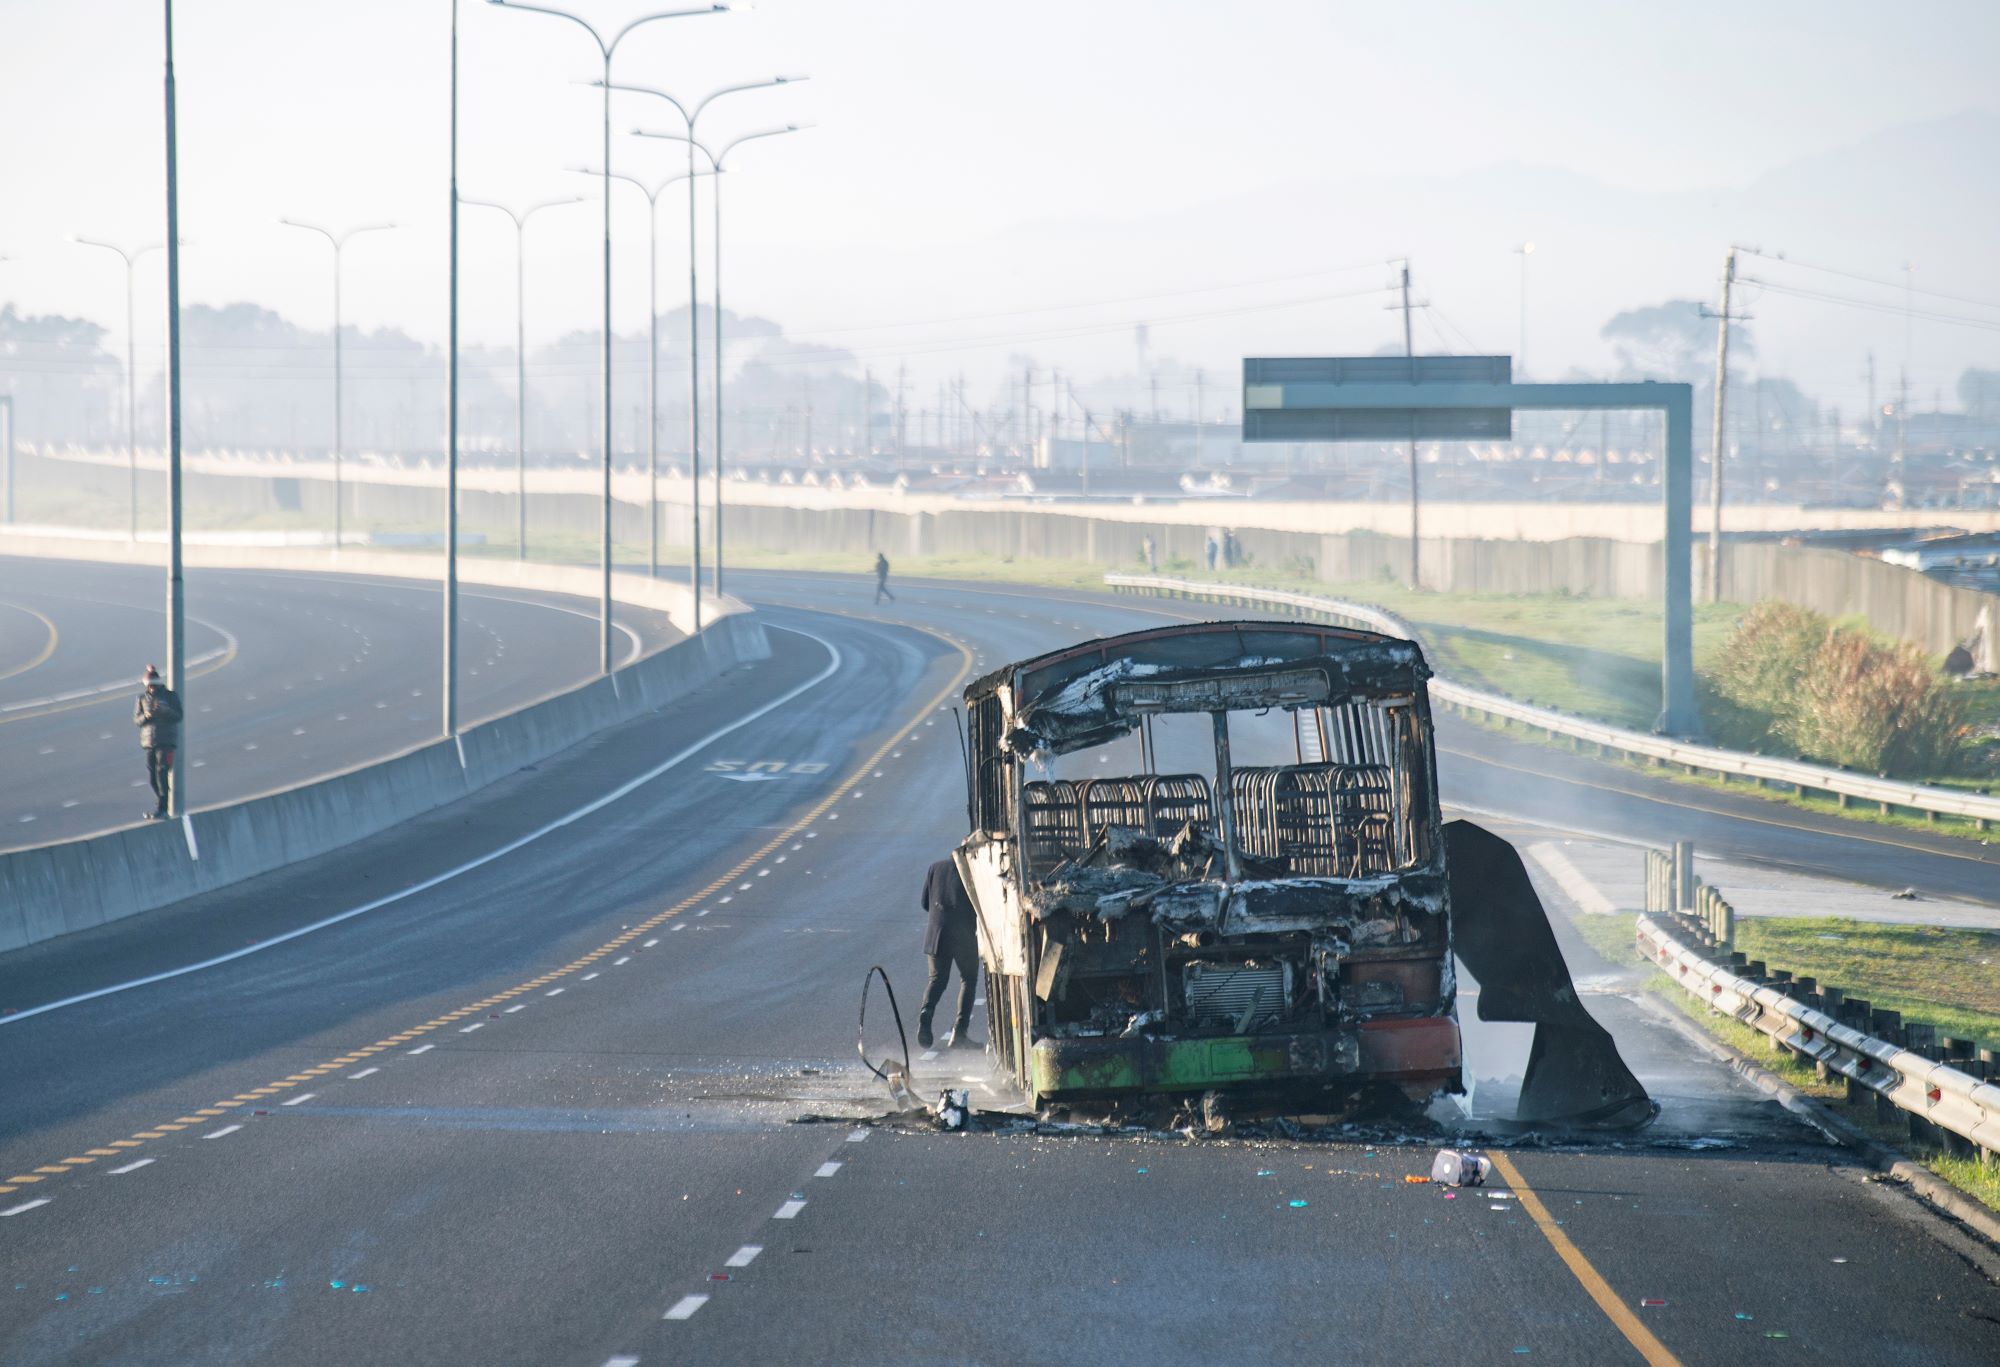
left=135, top=664, right=183, bottom=821
left=917, top=855, right=979, bottom=1049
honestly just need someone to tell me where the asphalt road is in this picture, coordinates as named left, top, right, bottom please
left=0, top=558, right=679, bottom=850
left=0, top=571, right=1996, bottom=1365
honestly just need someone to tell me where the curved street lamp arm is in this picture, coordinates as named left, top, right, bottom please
left=608, top=3, right=728, bottom=57
left=75, top=236, right=164, bottom=264
left=692, top=73, right=808, bottom=122
left=459, top=197, right=525, bottom=227
left=631, top=127, right=716, bottom=167
left=485, top=0, right=607, bottom=55
left=715, top=122, right=807, bottom=166
left=600, top=79, right=692, bottom=125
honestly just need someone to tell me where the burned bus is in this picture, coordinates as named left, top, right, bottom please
left=954, top=620, right=1651, bottom=1127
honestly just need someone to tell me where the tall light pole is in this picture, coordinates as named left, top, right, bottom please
left=161, top=0, right=186, bottom=818
left=1513, top=241, right=1534, bottom=377
left=634, top=117, right=806, bottom=600
left=461, top=194, right=582, bottom=560
left=569, top=165, right=711, bottom=579
left=279, top=217, right=395, bottom=548
left=75, top=237, right=162, bottom=541
left=609, top=75, right=804, bottom=614
left=446, top=0, right=461, bottom=740
left=488, top=0, right=729, bottom=672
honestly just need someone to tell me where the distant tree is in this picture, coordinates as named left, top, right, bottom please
left=1599, top=299, right=1753, bottom=383
left=1958, top=367, right=2000, bottom=419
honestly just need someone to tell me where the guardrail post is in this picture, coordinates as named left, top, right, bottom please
left=1672, top=840, right=1695, bottom=914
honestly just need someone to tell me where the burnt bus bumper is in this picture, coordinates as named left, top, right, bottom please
left=1028, top=1016, right=1462, bottom=1099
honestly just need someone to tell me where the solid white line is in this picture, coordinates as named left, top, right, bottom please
left=725, top=1244, right=762, bottom=1268
left=814, top=1162, right=842, bottom=1178
left=1, top=627, right=846, bottom=1026
left=408, top=1044, right=435, bottom=1054
left=282, top=1092, right=316, bottom=1105
left=347, top=1067, right=379, bottom=1079
left=204, top=1124, right=242, bottom=1139
left=1, top=1199, right=51, bottom=1216
left=774, top=1200, right=806, bottom=1220
left=459, top=1022, right=485, bottom=1033
left=663, top=1294, right=709, bottom=1321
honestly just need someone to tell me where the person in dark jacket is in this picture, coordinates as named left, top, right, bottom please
left=874, top=551, right=895, bottom=604
left=134, top=664, right=183, bottom=820
left=918, top=855, right=979, bottom=1049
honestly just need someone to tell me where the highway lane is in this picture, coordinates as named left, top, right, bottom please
left=0, top=581, right=1995, bottom=1364
left=0, top=557, right=678, bottom=850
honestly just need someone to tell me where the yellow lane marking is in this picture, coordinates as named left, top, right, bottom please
left=1441, top=741, right=2000, bottom=869
left=86, top=1149, right=120, bottom=1157
left=107, top=1141, right=142, bottom=1149
left=6, top=618, right=974, bottom=1205
left=1487, top=1152, right=1684, bottom=1367
left=8, top=1175, right=43, bottom=1185
left=32, top=1166, right=66, bottom=1175
left=0, top=600, right=59, bottom=684
left=60, top=1157, right=95, bottom=1166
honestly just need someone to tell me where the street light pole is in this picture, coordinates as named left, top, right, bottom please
left=489, top=0, right=729, bottom=673
left=633, top=117, right=806, bottom=602
left=1513, top=241, right=1534, bottom=378
left=570, top=167, right=711, bottom=580
left=462, top=195, right=583, bottom=560
left=161, top=0, right=186, bottom=818
left=611, top=76, right=804, bottom=615
left=75, top=237, right=162, bottom=541
left=280, top=217, right=394, bottom=548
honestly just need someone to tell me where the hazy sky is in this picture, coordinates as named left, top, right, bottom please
left=4, top=0, right=1998, bottom=411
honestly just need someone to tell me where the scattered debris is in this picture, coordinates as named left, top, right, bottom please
left=1431, top=1148, right=1491, bottom=1187
left=1892, top=888, right=1921, bottom=901
left=932, top=1089, right=970, bottom=1131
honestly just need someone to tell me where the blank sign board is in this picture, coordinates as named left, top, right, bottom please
left=1242, top=355, right=1514, bottom=441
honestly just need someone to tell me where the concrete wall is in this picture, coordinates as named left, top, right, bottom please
left=0, top=562, right=769, bottom=954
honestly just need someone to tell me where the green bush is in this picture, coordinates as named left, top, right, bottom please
left=1712, top=601, right=1967, bottom=776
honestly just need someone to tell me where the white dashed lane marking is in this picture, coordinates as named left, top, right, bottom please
left=204, top=1124, right=241, bottom=1139
left=545, top=987, right=565, bottom=995
left=1, top=1199, right=50, bottom=1217
left=409, top=1044, right=435, bottom=1054
left=613, top=956, right=631, bottom=966
left=603, top=1358, right=640, bottom=1367
left=846, top=1129, right=869, bottom=1143
left=643, top=938, right=658, bottom=948
left=663, top=1294, right=708, bottom=1321
left=459, top=1022, right=485, bottom=1033
left=774, top=1200, right=806, bottom=1220
left=582, top=972, right=600, bottom=981
left=814, top=1162, right=842, bottom=1178
left=348, top=1067, right=379, bottom=1079
left=282, top=1092, right=315, bottom=1106
left=107, top=1158, right=155, bottom=1174
left=725, top=1245, right=762, bottom=1268
left=505, top=1004, right=526, bottom=1013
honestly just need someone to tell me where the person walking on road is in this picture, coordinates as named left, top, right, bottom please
left=917, top=855, right=980, bottom=1049
left=135, top=664, right=183, bottom=821
left=874, top=551, right=896, bottom=604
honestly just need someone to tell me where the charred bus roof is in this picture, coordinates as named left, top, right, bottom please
left=964, top=620, right=1431, bottom=757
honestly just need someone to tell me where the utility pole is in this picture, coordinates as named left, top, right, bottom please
left=1400, top=261, right=1420, bottom=589
left=1705, top=247, right=1738, bottom=603
left=1194, top=368, right=1205, bottom=465
left=862, top=367, right=873, bottom=455
left=444, top=0, right=459, bottom=737
left=162, top=0, right=186, bottom=818
left=894, top=363, right=906, bottom=468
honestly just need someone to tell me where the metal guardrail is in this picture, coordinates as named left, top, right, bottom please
left=1105, top=573, right=2000, bottom=830
left=1634, top=908, right=2000, bottom=1162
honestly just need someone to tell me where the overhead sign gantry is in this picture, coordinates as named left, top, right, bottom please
left=1242, top=355, right=1699, bottom=737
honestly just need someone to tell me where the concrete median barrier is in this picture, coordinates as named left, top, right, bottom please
left=0, top=608, right=769, bottom=954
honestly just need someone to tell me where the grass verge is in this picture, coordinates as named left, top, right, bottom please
left=1577, top=911, right=2000, bottom=1214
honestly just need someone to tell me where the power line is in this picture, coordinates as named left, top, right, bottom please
left=1739, top=277, right=2000, bottom=335
left=1738, top=247, right=2000, bottom=314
